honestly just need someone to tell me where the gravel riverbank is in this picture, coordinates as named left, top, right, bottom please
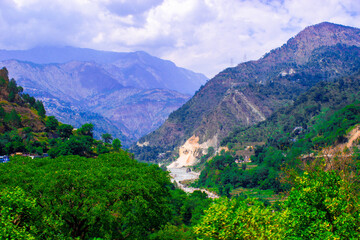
left=168, top=167, right=218, bottom=198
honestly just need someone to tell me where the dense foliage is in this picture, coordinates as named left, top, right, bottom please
left=194, top=165, right=360, bottom=239
left=0, top=153, right=173, bottom=239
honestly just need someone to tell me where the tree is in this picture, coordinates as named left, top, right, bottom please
left=0, top=153, right=173, bottom=239
left=7, top=79, right=18, bottom=102
left=77, top=123, right=94, bottom=138
left=57, top=135, right=93, bottom=157
left=0, top=106, right=5, bottom=119
left=8, top=91, right=15, bottom=102
left=284, top=169, right=360, bottom=239
left=57, top=124, right=73, bottom=139
left=97, top=142, right=110, bottom=154
left=22, top=94, right=36, bottom=107
left=45, top=116, right=59, bottom=132
left=34, top=100, right=46, bottom=118
left=101, top=133, right=113, bottom=144
left=0, top=186, right=62, bottom=239
left=180, top=190, right=211, bottom=226
left=194, top=197, right=286, bottom=239
left=6, top=109, right=21, bottom=128
left=112, top=138, right=122, bottom=151
left=0, top=187, right=38, bottom=239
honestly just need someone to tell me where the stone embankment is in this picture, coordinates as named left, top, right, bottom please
left=168, top=167, right=218, bottom=199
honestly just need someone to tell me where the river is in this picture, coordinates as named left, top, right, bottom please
left=168, top=167, right=218, bottom=198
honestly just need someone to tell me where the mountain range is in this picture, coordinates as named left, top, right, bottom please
left=0, top=47, right=208, bottom=146
left=133, top=22, right=360, bottom=165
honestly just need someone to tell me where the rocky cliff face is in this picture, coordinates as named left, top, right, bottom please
left=134, top=22, right=360, bottom=165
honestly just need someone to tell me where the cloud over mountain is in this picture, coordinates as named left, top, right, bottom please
left=0, top=0, right=359, bottom=77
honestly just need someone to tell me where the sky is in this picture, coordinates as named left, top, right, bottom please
left=0, top=0, right=359, bottom=78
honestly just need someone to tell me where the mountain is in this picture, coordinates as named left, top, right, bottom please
left=0, top=48, right=207, bottom=146
left=0, top=47, right=207, bottom=95
left=134, top=22, right=360, bottom=165
left=196, top=72, right=360, bottom=195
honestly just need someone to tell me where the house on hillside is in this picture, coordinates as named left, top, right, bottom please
left=0, top=155, right=10, bottom=163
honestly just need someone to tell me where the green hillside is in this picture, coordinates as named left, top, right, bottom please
left=0, top=67, right=122, bottom=157
left=197, top=72, right=360, bottom=194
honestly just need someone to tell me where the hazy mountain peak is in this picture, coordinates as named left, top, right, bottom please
left=260, top=22, right=360, bottom=66
left=0, top=46, right=207, bottom=95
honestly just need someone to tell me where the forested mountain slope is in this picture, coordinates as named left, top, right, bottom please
left=134, top=22, right=360, bottom=164
left=197, top=72, right=360, bottom=194
left=0, top=67, right=46, bottom=137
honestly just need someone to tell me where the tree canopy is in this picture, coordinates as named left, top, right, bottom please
left=0, top=153, right=173, bottom=239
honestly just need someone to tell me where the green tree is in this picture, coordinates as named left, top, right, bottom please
left=150, top=224, right=195, bottom=240
left=112, top=138, right=122, bottom=151
left=45, top=116, right=59, bottom=132
left=34, top=100, right=46, bottom=118
left=0, top=106, right=5, bottom=119
left=77, top=123, right=94, bottom=138
left=7, top=78, right=18, bottom=102
left=22, top=94, right=36, bottom=107
left=0, top=187, right=38, bottom=239
left=180, top=190, right=211, bottom=226
left=0, top=153, right=173, bottom=239
left=97, top=142, right=110, bottom=154
left=8, top=91, right=15, bottom=102
left=284, top=169, right=360, bottom=239
left=57, top=124, right=73, bottom=139
left=0, top=187, right=62, bottom=239
left=6, top=109, right=22, bottom=128
left=101, top=133, right=113, bottom=144
left=194, top=197, right=286, bottom=239
left=49, top=135, right=94, bottom=158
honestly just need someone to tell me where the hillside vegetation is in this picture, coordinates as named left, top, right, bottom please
left=0, top=67, right=122, bottom=157
left=195, top=72, right=360, bottom=194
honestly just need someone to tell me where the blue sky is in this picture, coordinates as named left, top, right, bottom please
left=0, top=0, right=359, bottom=77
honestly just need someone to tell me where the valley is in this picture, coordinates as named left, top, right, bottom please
left=2, top=21, right=360, bottom=239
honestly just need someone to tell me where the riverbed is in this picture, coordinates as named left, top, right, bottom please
left=168, top=167, right=218, bottom=198
left=168, top=167, right=199, bottom=182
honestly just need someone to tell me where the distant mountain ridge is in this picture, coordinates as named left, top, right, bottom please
left=0, top=47, right=208, bottom=146
left=0, top=46, right=129, bottom=64
left=0, top=47, right=207, bottom=95
left=134, top=22, right=360, bottom=164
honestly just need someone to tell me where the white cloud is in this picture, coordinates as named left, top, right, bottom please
left=0, top=0, right=359, bottom=77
